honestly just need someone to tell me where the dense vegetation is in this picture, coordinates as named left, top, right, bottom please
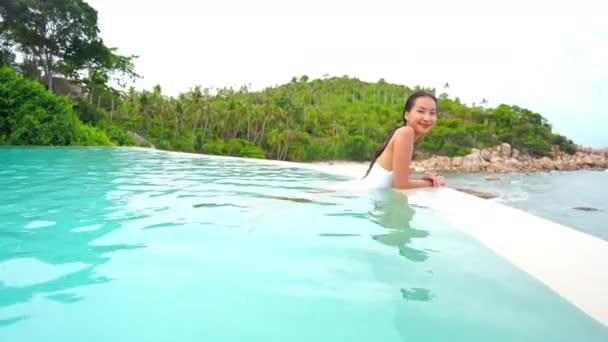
left=0, top=0, right=577, bottom=160
left=0, top=66, right=132, bottom=146
left=107, top=76, right=577, bottom=160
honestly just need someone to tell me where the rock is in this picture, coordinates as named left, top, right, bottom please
left=411, top=164, right=426, bottom=173
left=577, top=146, right=593, bottom=154
left=500, top=143, right=512, bottom=158
left=485, top=157, right=521, bottom=173
left=573, top=207, right=599, bottom=212
left=435, top=156, right=452, bottom=171
left=456, top=188, right=498, bottom=199
left=40, top=75, right=86, bottom=100
left=563, top=162, right=578, bottom=171
left=485, top=174, right=499, bottom=181
left=481, top=149, right=492, bottom=161
left=460, top=150, right=484, bottom=172
left=517, top=161, right=531, bottom=172
left=505, top=158, right=522, bottom=171
left=452, top=156, right=463, bottom=167
left=127, top=131, right=154, bottom=147
left=577, top=155, right=594, bottom=166
left=486, top=163, right=507, bottom=173
left=590, top=154, right=606, bottom=168
left=520, top=153, right=533, bottom=162
left=485, top=164, right=501, bottom=173
left=512, top=149, right=520, bottom=159
left=411, top=142, right=607, bottom=174
left=418, top=159, right=434, bottom=171
left=538, top=157, right=555, bottom=170
left=419, top=156, right=451, bottom=172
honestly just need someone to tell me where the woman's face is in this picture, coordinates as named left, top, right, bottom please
left=405, top=96, right=437, bottom=136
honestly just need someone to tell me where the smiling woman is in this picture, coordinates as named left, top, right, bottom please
left=360, top=91, right=445, bottom=190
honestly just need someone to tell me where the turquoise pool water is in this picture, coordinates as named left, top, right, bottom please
left=1, top=147, right=606, bottom=341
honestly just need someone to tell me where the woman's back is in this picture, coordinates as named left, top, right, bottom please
left=361, top=161, right=393, bottom=188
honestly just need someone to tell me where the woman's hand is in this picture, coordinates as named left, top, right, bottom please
left=422, top=173, right=445, bottom=187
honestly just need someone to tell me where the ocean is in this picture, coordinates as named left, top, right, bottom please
left=444, top=170, right=608, bottom=240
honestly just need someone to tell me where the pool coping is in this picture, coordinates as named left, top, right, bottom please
left=132, top=147, right=608, bottom=326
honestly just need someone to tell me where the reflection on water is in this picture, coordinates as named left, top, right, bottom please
left=0, top=148, right=204, bottom=326
left=401, top=288, right=433, bottom=302
left=321, top=189, right=434, bottom=303
left=0, top=263, right=113, bottom=308
left=0, top=147, right=348, bottom=330
left=46, top=292, right=84, bottom=304
left=0, top=148, right=159, bottom=326
left=370, top=192, right=429, bottom=256
left=0, top=316, right=28, bottom=327
left=368, top=191, right=433, bottom=303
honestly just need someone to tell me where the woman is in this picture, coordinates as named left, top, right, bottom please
left=245, top=91, right=444, bottom=227
left=361, top=91, right=445, bottom=189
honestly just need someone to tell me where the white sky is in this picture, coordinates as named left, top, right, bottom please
left=88, top=0, right=607, bottom=147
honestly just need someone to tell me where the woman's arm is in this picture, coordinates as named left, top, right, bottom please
left=391, top=127, right=436, bottom=189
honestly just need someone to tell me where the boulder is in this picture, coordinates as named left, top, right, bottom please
left=452, top=156, right=463, bottom=167
left=512, top=149, right=520, bottom=159
left=500, top=143, right=512, bottom=158
left=456, top=188, right=498, bottom=199
left=127, top=131, right=154, bottom=148
left=577, top=155, right=594, bottom=166
left=573, top=207, right=599, bottom=212
left=460, top=150, right=484, bottom=172
left=480, top=149, right=492, bottom=161
left=538, top=157, right=555, bottom=171
left=40, top=75, right=86, bottom=100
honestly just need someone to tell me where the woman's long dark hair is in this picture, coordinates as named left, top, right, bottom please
left=362, top=91, right=437, bottom=179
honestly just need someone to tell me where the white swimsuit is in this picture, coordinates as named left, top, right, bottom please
left=360, top=162, right=393, bottom=189
left=329, top=162, right=393, bottom=191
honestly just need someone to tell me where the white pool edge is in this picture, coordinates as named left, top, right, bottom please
left=399, top=187, right=608, bottom=327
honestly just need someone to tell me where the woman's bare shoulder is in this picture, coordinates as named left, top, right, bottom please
left=393, top=126, right=415, bottom=140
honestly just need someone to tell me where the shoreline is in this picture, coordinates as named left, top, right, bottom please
left=5, top=145, right=605, bottom=174
left=305, top=159, right=608, bottom=175
left=410, top=143, right=608, bottom=173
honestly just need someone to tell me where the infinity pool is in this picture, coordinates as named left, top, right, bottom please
left=1, top=147, right=606, bottom=341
